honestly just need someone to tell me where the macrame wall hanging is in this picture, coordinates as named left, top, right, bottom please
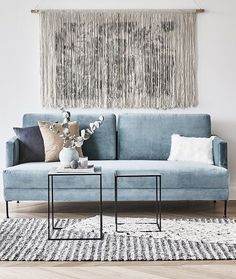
left=40, top=10, right=197, bottom=109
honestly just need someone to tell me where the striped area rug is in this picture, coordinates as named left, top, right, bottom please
left=0, top=216, right=235, bottom=261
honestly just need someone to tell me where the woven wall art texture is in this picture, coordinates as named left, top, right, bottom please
left=40, top=10, right=197, bottom=108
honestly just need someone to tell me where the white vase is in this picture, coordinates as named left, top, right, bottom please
left=59, top=147, right=79, bottom=167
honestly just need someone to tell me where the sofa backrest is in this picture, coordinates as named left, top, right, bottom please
left=23, top=113, right=116, bottom=160
left=118, top=113, right=211, bottom=160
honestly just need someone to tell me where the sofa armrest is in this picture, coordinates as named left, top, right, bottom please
left=6, top=136, right=20, bottom=167
left=212, top=136, right=227, bottom=169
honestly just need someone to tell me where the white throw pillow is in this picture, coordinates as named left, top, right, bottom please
left=168, top=134, right=215, bottom=164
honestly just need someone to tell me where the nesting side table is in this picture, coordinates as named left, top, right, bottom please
left=114, top=170, right=162, bottom=233
left=47, top=167, right=103, bottom=240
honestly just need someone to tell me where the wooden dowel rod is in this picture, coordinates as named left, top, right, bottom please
left=196, top=8, right=205, bottom=13
left=31, top=9, right=205, bottom=14
left=31, top=9, right=39, bottom=13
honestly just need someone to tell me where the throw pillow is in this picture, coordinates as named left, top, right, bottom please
left=168, top=134, right=215, bottom=164
left=38, top=121, right=83, bottom=162
left=13, top=126, right=45, bottom=163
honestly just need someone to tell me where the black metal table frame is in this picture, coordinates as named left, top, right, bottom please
left=115, top=173, right=161, bottom=233
left=48, top=171, right=103, bottom=240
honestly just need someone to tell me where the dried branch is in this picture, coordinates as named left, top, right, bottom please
left=49, top=107, right=104, bottom=148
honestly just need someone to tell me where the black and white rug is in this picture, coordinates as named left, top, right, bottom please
left=0, top=216, right=236, bottom=261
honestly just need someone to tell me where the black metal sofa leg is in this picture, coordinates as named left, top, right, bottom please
left=6, top=201, right=9, bottom=218
left=224, top=200, right=228, bottom=218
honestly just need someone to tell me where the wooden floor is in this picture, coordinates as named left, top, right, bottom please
left=0, top=200, right=235, bottom=279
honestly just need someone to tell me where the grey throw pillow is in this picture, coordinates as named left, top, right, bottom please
left=13, top=126, right=45, bottom=163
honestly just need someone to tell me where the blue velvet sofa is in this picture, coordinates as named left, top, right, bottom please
left=3, top=113, right=229, bottom=217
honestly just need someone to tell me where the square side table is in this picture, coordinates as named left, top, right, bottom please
left=114, top=170, right=161, bottom=233
left=47, top=167, right=103, bottom=240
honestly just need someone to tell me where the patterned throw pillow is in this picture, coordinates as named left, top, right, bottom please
left=38, top=121, right=83, bottom=162
left=13, top=126, right=45, bottom=163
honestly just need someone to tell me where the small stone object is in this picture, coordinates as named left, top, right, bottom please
left=70, top=160, right=78, bottom=169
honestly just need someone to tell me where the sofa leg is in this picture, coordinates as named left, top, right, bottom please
left=6, top=201, right=9, bottom=219
left=223, top=200, right=228, bottom=218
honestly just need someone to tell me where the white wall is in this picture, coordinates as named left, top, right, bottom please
left=0, top=0, right=236, bottom=200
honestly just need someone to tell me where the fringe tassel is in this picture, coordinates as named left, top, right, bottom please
left=40, top=10, right=197, bottom=109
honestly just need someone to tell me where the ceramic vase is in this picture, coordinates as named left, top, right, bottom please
left=59, top=147, right=79, bottom=167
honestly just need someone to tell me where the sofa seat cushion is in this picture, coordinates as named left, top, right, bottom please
left=3, top=160, right=228, bottom=190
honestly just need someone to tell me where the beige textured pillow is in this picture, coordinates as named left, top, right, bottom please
left=38, top=121, right=83, bottom=162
